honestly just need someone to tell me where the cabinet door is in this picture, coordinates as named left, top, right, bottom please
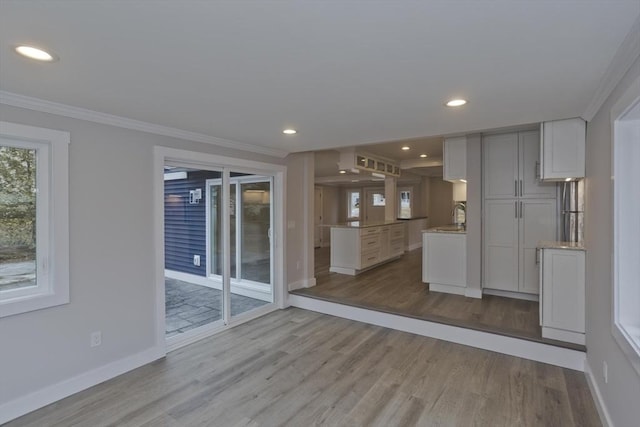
left=542, top=119, right=586, bottom=180
left=483, top=200, right=519, bottom=291
left=520, top=131, right=557, bottom=199
left=483, top=133, right=518, bottom=199
left=444, top=137, right=467, bottom=181
left=379, top=227, right=390, bottom=260
left=519, top=200, right=557, bottom=294
left=542, top=249, right=585, bottom=332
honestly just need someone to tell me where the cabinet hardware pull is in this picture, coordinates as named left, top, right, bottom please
left=520, top=180, right=523, bottom=197
left=515, top=201, right=518, bottom=218
left=520, top=201, right=523, bottom=218
left=515, top=180, right=518, bottom=197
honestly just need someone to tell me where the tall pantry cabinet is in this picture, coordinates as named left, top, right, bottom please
left=483, top=130, right=557, bottom=295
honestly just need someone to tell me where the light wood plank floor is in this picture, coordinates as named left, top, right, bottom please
left=7, top=308, right=600, bottom=427
left=291, top=247, right=584, bottom=351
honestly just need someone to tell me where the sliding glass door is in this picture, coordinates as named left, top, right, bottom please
left=208, top=174, right=273, bottom=320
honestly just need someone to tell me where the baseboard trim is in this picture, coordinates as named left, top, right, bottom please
left=429, top=283, right=466, bottom=296
left=464, top=287, right=483, bottom=299
left=584, top=359, right=613, bottom=427
left=288, top=277, right=317, bottom=291
left=483, top=288, right=539, bottom=301
left=288, top=294, right=585, bottom=371
left=0, top=345, right=165, bottom=425
left=407, top=242, right=422, bottom=251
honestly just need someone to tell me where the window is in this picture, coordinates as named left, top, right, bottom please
left=398, top=189, right=412, bottom=219
left=347, top=190, right=360, bottom=219
left=372, top=193, right=385, bottom=206
left=612, top=77, right=640, bottom=375
left=0, top=122, right=69, bottom=318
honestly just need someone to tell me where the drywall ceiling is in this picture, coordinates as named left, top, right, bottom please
left=1, top=1, right=639, bottom=155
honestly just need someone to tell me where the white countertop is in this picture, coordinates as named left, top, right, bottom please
left=538, top=241, right=585, bottom=251
left=328, top=220, right=405, bottom=229
left=423, top=225, right=466, bottom=234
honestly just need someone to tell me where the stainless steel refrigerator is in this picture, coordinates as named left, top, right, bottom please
left=560, top=180, right=584, bottom=243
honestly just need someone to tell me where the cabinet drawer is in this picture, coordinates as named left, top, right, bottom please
left=390, top=238, right=405, bottom=256
left=360, top=227, right=380, bottom=236
left=360, top=249, right=380, bottom=268
left=361, top=235, right=380, bottom=250
left=390, top=226, right=405, bottom=239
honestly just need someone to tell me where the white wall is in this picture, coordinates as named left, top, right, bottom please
left=584, top=56, right=640, bottom=426
left=0, top=104, right=284, bottom=416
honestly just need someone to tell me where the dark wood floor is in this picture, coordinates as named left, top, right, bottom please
left=7, top=308, right=600, bottom=427
left=291, top=247, right=584, bottom=351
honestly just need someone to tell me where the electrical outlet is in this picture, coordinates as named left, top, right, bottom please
left=193, top=255, right=200, bottom=266
left=603, top=361, right=608, bottom=383
left=90, top=331, right=102, bottom=348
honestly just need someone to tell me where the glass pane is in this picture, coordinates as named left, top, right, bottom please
left=373, top=193, right=386, bottom=206
left=240, top=181, right=271, bottom=284
left=0, top=146, right=37, bottom=292
left=349, top=191, right=360, bottom=218
left=164, top=167, right=224, bottom=337
left=399, top=191, right=411, bottom=219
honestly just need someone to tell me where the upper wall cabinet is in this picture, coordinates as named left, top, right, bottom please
left=540, top=118, right=586, bottom=181
left=443, top=136, right=466, bottom=182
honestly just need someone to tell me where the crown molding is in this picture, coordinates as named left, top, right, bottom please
left=582, top=14, right=640, bottom=122
left=0, top=91, right=289, bottom=158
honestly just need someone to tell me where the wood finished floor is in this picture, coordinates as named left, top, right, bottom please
left=291, top=247, right=584, bottom=351
left=7, top=308, right=600, bottom=427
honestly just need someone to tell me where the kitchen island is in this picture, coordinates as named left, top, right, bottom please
left=329, top=220, right=405, bottom=275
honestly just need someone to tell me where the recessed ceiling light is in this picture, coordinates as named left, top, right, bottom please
left=14, top=45, right=57, bottom=62
left=460, top=179, right=467, bottom=183
left=420, top=154, right=427, bottom=158
left=565, top=178, right=572, bottom=182
left=339, top=170, right=346, bottom=174
left=282, top=129, right=297, bottom=135
left=401, top=146, right=410, bottom=151
left=446, top=99, right=467, bottom=107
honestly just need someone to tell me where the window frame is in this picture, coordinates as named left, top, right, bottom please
left=611, top=75, right=640, bottom=376
left=0, top=122, right=69, bottom=318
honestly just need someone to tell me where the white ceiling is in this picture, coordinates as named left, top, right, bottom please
left=1, top=1, right=639, bottom=155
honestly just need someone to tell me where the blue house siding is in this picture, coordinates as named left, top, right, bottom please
left=164, top=170, right=221, bottom=276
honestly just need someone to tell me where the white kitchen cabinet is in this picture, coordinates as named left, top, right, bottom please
left=483, top=131, right=556, bottom=200
left=540, top=248, right=585, bottom=344
left=444, top=136, right=467, bottom=182
left=330, top=223, right=405, bottom=275
left=540, top=118, right=586, bottom=181
left=483, top=197, right=557, bottom=295
left=422, top=232, right=467, bottom=295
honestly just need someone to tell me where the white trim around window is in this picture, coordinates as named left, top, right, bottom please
left=611, top=73, right=640, bottom=376
left=0, top=121, right=70, bottom=318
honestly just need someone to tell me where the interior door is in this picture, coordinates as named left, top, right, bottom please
left=364, top=188, right=385, bottom=222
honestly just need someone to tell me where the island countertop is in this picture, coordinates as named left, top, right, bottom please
left=538, top=240, right=586, bottom=251
left=327, top=220, right=405, bottom=229
left=423, top=224, right=466, bottom=234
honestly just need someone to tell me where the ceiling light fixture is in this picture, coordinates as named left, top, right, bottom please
left=282, top=129, right=297, bottom=135
left=420, top=154, right=427, bottom=158
left=565, top=178, right=572, bottom=182
left=460, top=179, right=467, bottom=183
left=14, top=45, right=57, bottom=62
left=446, top=99, right=467, bottom=107
left=339, top=170, right=346, bottom=174
left=401, top=146, right=410, bottom=151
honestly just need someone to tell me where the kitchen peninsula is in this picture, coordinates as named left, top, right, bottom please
left=422, top=225, right=469, bottom=296
left=329, top=220, right=406, bottom=275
